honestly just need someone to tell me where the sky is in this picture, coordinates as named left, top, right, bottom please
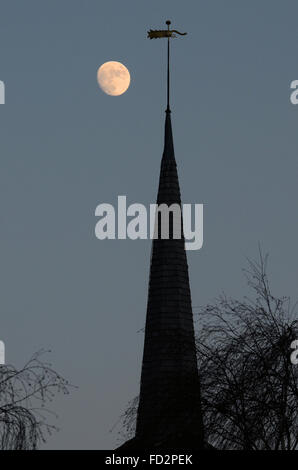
left=0, top=0, right=298, bottom=449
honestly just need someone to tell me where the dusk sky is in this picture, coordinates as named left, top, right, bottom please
left=0, top=0, right=298, bottom=449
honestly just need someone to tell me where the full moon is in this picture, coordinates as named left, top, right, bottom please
left=97, top=61, right=130, bottom=96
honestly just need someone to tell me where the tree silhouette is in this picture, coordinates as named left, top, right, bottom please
left=0, top=350, right=72, bottom=449
left=120, top=251, right=298, bottom=450
left=197, top=251, right=298, bottom=449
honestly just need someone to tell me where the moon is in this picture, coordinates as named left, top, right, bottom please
left=97, top=61, right=131, bottom=96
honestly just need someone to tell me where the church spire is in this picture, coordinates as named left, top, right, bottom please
left=119, top=21, right=204, bottom=450
left=137, top=21, right=204, bottom=448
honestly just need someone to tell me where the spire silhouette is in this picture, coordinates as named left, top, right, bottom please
left=134, top=104, right=204, bottom=450
left=119, top=21, right=205, bottom=450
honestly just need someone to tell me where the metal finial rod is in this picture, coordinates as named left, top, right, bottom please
left=147, top=21, right=187, bottom=112
left=166, top=20, right=171, bottom=112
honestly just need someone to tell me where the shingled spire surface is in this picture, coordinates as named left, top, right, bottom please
left=132, top=109, right=204, bottom=449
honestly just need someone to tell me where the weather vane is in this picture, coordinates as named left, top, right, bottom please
left=147, top=20, right=187, bottom=112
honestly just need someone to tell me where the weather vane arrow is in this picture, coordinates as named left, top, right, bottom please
left=147, top=20, right=187, bottom=112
